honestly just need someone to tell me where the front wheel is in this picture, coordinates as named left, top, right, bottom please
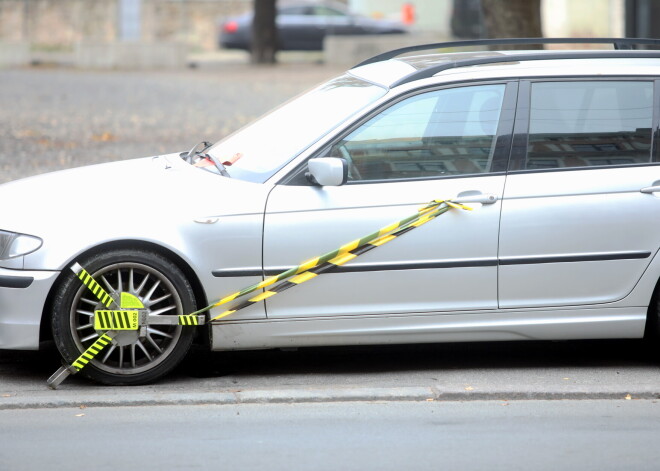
left=51, top=249, right=197, bottom=385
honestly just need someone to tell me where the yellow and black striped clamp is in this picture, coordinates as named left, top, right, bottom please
left=71, top=262, right=115, bottom=308
left=71, top=333, right=114, bottom=371
left=178, top=314, right=201, bottom=326
left=47, top=332, right=117, bottom=389
left=93, top=310, right=140, bottom=330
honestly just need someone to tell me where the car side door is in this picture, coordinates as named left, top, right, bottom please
left=278, top=6, right=326, bottom=50
left=262, top=82, right=517, bottom=320
left=499, top=79, right=660, bottom=308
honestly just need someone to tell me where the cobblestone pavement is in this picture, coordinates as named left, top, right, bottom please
left=0, top=63, right=343, bottom=184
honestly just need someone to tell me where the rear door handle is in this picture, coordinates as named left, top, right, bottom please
left=452, top=193, right=498, bottom=204
left=640, top=186, right=660, bottom=194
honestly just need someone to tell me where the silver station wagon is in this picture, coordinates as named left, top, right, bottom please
left=3, top=38, right=660, bottom=386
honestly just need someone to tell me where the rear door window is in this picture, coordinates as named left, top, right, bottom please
left=524, top=81, right=654, bottom=170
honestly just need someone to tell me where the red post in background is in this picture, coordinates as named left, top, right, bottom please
left=402, top=3, right=415, bottom=25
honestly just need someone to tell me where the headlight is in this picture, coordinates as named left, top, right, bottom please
left=0, top=230, right=43, bottom=260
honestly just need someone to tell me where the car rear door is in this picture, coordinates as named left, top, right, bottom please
left=262, top=82, right=517, bottom=319
left=499, top=79, right=660, bottom=308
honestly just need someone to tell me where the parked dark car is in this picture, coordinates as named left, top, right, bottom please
left=219, top=2, right=408, bottom=51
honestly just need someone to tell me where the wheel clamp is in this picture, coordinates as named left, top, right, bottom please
left=46, top=199, right=471, bottom=389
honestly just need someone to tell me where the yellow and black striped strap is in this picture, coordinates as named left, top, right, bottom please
left=193, top=199, right=469, bottom=319
left=71, top=262, right=114, bottom=308
left=210, top=201, right=470, bottom=322
left=178, top=315, right=200, bottom=326
left=71, top=333, right=114, bottom=371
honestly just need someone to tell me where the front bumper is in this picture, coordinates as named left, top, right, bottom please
left=0, top=267, right=59, bottom=350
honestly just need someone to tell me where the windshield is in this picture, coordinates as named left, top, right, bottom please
left=207, top=74, right=387, bottom=183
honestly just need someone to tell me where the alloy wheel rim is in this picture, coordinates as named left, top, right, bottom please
left=69, top=262, right=184, bottom=375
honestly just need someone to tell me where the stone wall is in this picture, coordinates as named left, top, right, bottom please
left=0, top=0, right=251, bottom=51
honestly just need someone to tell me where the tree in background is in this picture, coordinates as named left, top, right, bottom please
left=251, top=0, right=278, bottom=64
left=481, top=0, right=543, bottom=48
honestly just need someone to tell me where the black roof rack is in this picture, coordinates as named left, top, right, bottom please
left=389, top=49, right=660, bottom=88
left=354, top=37, right=660, bottom=68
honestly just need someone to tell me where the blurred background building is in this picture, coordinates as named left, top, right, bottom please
left=0, top=0, right=657, bottom=66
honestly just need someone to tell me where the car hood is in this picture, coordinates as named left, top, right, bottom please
left=0, top=154, right=268, bottom=236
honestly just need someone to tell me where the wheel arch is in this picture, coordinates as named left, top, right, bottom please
left=40, top=240, right=209, bottom=343
left=644, top=275, right=660, bottom=340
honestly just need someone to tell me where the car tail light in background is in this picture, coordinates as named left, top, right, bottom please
left=223, top=21, right=239, bottom=34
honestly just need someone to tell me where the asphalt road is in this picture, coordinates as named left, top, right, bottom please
left=2, top=400, right=659, bottom=471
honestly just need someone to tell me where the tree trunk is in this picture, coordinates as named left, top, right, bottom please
left=251, top=0, right=278, bottom=64
left=481, top=0, right=543, bottom=49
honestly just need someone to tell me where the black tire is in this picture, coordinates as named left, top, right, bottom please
left=51, top=249, right=197, bottom=385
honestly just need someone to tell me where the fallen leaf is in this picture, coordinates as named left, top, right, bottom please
left=91, top=132, right=115, bottom=142
left=79, top=405, right=87, bottom=409
left=426, top=398, right=434, bottom=402
left=2, top=394, right=12, bottom=397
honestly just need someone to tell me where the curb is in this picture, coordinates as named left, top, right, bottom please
left=2, top=386, right=659, bottom=410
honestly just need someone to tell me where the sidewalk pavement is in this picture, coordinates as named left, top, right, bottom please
left=1, top=342, right=659, bottom=410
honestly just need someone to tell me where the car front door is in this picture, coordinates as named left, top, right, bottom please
left=262, top=82, right=516, bottom=319
left=499, top=79, right=660, bottom=308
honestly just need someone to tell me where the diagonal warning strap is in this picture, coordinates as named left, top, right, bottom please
left=209, top=201, right=468, bottom=322
left=193, top=199, right=470, bottom=320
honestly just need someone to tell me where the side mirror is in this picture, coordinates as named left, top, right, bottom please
left=307, top=157, right=348, bottom=186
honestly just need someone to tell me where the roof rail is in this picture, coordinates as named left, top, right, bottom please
left=389, top=49, right=660, bottom=88
left=353, top=37, right=660, bottom=68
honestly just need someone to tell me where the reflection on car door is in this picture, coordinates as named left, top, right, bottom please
left=262, top=82, right=516, bottom=319
left=499, top=80, right=660, bottom=308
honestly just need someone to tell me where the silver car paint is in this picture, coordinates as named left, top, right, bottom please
left=211, top=307, right=645, bottom=351
left=3, top=54, right=660, bottom=352
left=500, top=166, right=660, bottom=308
left=0, top=268, right=58, bottom=349
left=263, top=176, right=504, bottom=317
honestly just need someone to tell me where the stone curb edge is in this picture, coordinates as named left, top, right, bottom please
left=2, top=386, right=659, bottom=410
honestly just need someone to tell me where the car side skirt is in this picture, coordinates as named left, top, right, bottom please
left=210, top=307, right=646, bottom=351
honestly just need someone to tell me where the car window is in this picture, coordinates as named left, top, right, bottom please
left=311, top=7, right=346, bottom=17
left=208, top=74, right=386, bottom=183
left=280, top=6, right=311, bottom=15
left=525, top=81, right=653, bottom=170
left=329, top=84, right=506, bottom=182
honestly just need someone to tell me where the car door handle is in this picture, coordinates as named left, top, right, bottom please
left=452, top=193, right=498, bottom=204
left=640, top=186, right=660, bottom=194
